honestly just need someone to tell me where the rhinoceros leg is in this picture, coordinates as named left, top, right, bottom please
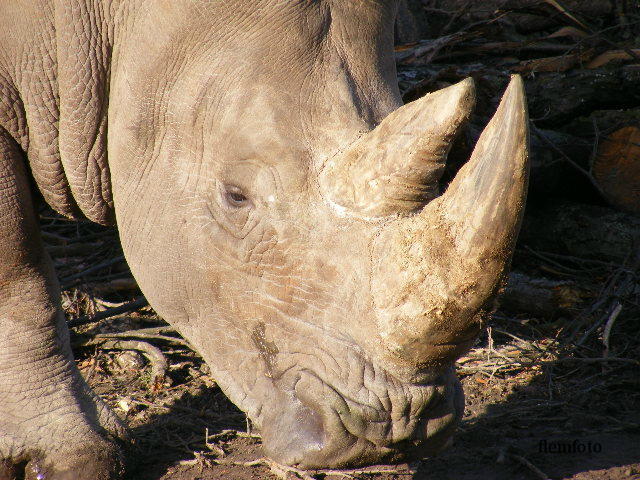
left=0, top=129, right=125, bottom=480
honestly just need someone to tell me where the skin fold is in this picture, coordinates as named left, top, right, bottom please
left=0, top=0, right=529, bottom=477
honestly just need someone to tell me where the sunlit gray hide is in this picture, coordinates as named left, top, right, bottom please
left=0, top=1, right=529, bottom=477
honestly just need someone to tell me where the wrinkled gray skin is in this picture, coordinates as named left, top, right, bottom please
left=0, top=1, right=528, bottom=478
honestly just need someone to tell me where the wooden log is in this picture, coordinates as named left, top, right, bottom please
left=499, top=272, right=586, bottom=318
left=519, top=201, right=640, bottom=263
left=415, top=0, right=613, bottom=33
left=526, top=68, right=640, bottom=129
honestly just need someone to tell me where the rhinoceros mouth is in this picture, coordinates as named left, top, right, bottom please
left=256, top=350, right=462, bottom=469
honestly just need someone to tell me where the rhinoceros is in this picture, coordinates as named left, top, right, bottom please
left=0, top=1, right=529, bottom=478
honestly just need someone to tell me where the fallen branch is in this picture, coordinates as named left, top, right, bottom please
left=510, top=453, right=551, bottom=480
left=575, top=250, right=640, bottom=347
left=67, top=296, right=148, bottom=328
left=395, top=32, right=469, bottom=63
left=225, top=458, right=316, bottom=480
left=46, top=242, right=103, bottom=257
left=602, top=303, right=623, bottom=357
left=206, top=428, right=262, bottom=440
left=90, top=277, right=139, bottom=294
left=78, top=337, right=168, bottom=382
left=532, top=126, right=609, bottom=201
left=60, top=255, right=126, bottom=288
left=542, top=0, right=589, bottom=30
left=222, top=457, right=416, bottom=480
left=94, top=326, right=192, bottom=348
left=550, top=356, right=639, bottom=365
left=315, top=465, right=415, bottom=477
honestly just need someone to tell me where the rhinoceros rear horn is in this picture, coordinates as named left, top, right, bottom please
left=319, top=78, right=476, bottom=217
left=372, top=76, right=529, bottom=375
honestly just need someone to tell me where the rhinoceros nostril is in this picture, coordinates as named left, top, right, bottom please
left=260, top=391, right=325, bottom=466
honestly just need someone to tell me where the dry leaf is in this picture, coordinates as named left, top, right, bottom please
left=547, top=26, right=590, bottom=40
left=587, top=49, right=640, bottom=69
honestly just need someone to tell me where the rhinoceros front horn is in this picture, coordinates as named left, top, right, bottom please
left=353, top=76, right=529, bottom=380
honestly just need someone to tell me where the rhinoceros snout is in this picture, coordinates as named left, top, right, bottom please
left=259, top=387, right=326, bottom=466
left=251, top=363, right=464, bottom=469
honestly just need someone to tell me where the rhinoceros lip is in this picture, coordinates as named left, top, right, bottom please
left=298, top=364, right=443, bottom=440
left=259, top=361, right=457, bottom=469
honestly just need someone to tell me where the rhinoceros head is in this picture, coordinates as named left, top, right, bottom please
left=106, top=0, right=528, bottom=468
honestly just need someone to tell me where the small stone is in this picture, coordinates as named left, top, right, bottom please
left=115, top=350, right=145, bottom=371
left=117, top=398, right=132, bottom=413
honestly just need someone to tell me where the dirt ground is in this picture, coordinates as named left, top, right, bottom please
left=68, top=308, right=639, bottom=480
left=42, top=2, right=640, bottom=479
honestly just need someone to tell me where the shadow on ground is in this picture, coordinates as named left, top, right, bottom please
left=123, top=383, right=251, bottom=479
left=418, top=373, right=640, bottom=479
left=118, top=337, right=640, bottom=480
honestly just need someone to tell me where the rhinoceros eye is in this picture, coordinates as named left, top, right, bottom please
left=223, top=184, right=250, bottom=208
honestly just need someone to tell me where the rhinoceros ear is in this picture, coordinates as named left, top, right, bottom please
left=319, top=78, right=476, bottom=218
